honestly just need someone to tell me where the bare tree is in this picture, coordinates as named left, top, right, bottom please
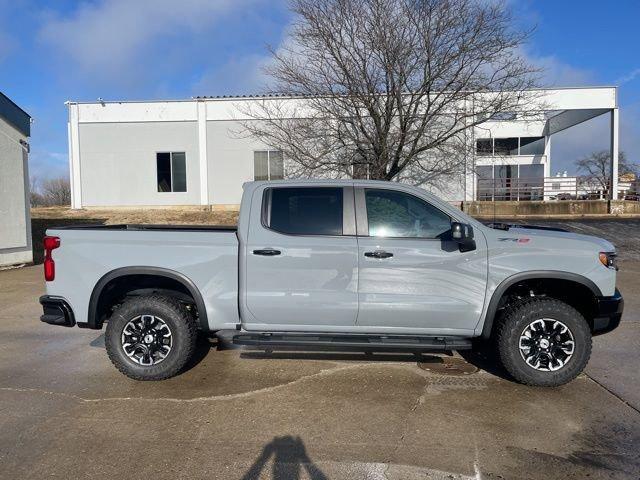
left=29, top=176, right=46, bottom=207
left=575, top=151, right=635, bottom=191
left=241, top=0, right=541, bottom=183
left=40, top=177, right=71, bottom=206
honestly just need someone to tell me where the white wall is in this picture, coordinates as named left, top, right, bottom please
left=206, top=120, right=266, bottom=206
left=78, top=122, right=201, bottom=206
left=0, top=120, right=32, bottom=266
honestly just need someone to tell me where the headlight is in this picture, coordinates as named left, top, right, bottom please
left=599, top=252, right=618, bottom=270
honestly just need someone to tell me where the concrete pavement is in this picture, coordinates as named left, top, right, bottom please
left=1, top=261, right=639, bottom=479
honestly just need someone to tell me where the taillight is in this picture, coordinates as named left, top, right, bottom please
left=44, top=236, right=60, bottom=281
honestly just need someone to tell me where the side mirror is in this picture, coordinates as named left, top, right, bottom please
left=451, top=222, right=476, bottom=252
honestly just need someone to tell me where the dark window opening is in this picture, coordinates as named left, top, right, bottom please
left=476, top=139, right=493, bottom=155
left=494, top=138, right=519, bottom=156
left=519, top=137, right=545, bottom=155
left=156, top=152, right=187, bottom=193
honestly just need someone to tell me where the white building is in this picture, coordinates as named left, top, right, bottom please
left=66, top=86, right=619, bottom=209
left=0, top=92, right=32, bottom=267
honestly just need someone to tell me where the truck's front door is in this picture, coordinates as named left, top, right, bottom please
left=355, top=187, right=488, bottom=335
left=242, top=185, right=359, bottom=331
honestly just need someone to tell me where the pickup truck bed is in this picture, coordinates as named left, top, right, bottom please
left=43, top=224, right=241, bottom=332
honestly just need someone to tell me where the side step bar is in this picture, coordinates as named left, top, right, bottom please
left=232, top=332, right=472, bottom=352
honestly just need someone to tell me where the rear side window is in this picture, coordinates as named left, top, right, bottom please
left=266, top=187, right=343, bottom=236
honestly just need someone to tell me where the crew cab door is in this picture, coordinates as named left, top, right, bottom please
left=242, top=184, right=358, bottom=331
left=355, top=186, right=487, bottom=335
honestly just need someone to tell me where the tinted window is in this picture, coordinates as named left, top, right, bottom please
left=171, top=152, right=187, bottom=192
left=268, top=187, right=343, bottom=236
left=476, top=139, right=493, bottom=155
left=519, top=137, right=545, bottom=155
left=156, top=153, right=172, bottom=192
left=157, top=152, right=187, bottom=192
left=494, top=138, right=519, bottom=155
left=365, top=189, right=451, bottom=238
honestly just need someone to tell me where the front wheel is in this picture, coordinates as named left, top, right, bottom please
left=496, top=297, right=592, bottom=387
left=105, top=294, right=198, bottom=380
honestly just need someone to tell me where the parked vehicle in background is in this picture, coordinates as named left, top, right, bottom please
left=39, top=180, right=623, bottom=386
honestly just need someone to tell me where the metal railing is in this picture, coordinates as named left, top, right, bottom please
left=475, top=176, right=622, bottom=201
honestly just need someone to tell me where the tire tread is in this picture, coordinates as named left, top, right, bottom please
left=105, top=294, right=198, bottom=381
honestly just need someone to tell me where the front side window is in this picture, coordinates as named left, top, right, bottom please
left=254, top=150, right=284, bottom=181
left=157, top=152, right=186, bottom=192
left=267, top=187, right=343, bottom=236
left=365, top=189, right=451, bottom=239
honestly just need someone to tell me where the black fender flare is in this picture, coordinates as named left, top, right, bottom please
left=480, top=270, right=602, bottom=339
left=86, top=266, right=209, bottom=331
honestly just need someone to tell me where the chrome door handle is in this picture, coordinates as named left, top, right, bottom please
left=364, top=250, right=393, bottom=259
left=253, top=249, right=281, bottom=256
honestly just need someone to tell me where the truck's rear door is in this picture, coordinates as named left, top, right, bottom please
left=242, top=184, right=359, bottom=331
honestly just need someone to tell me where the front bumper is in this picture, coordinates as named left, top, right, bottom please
left=592, top=288, right=623, bottom=335
left=39, top=295, right=76, bottom=327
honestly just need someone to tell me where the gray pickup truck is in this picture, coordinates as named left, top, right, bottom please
left=40, top=180, right=623, bottom=386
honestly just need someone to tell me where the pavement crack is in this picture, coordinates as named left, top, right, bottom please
left=583, top=373, right=640, bottom=415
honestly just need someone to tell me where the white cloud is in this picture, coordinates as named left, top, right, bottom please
left=615, top=68, right=640, bottom=86
left=38, top=0, right=256, bottom=87
left=524, top=51, right=595, bottom=88
left=191, top=54, right=274, bottom=96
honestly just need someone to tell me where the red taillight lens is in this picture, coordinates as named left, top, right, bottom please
left=43, top=236, right=60, bottom=281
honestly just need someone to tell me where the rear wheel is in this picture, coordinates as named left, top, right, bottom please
left=496, top=297, right=591, bottom=387
left=105, top=294, right=198, bottom=380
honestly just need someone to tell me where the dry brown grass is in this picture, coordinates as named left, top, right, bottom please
left=31, top=206, right=239, bottom=226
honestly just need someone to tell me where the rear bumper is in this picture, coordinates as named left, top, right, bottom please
left=39, top=295, right=76, bottom=327
left=592, top=288, right=623, bottom=335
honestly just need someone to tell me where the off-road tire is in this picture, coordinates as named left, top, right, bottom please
left=105, top=294, right=198, bottom=380
left=496, top=297, right=592, bottom=387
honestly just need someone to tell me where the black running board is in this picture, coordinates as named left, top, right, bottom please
left=232, top=332, right=472, bottom=352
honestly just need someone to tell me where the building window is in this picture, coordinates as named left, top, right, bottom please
left=494, top=138, right=519, bottom=156
left=254, top=150, right=284, bottom=181
left=476, top=139, right=493, bottom=155
left=156, top=152, right=187, bottom=192
left=476, top=137, right=546, bottom=156
left=489, top=112, right=517, bottom=121
left=519, top=137, right=545, bottom=155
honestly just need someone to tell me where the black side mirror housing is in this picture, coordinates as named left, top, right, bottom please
left=451, top=222, right=476, bottom=252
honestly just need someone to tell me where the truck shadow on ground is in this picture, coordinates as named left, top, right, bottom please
left=241, top=435, right=328, bottom=480
left=240, top=349, right=514, bottom=381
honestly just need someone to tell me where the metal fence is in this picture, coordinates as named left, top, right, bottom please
left=475, top=176, right=628, bottom=201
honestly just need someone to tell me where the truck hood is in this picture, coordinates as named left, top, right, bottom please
left=502, top=227, right=616, bottom=252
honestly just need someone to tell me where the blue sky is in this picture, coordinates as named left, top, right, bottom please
left=1, top=0, right=639, bottom=180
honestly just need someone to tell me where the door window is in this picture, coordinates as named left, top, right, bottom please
left=267, top=187, right=343, bottom=236
left=365, top=189, right=451, bottom=238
